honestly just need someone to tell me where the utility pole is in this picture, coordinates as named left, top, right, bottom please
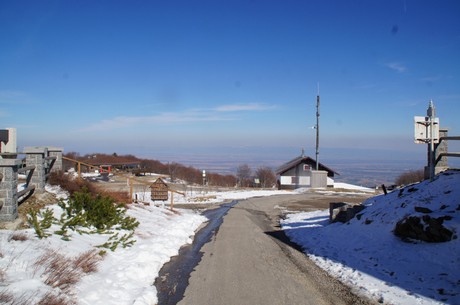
left=315, top=84, right=320, bottom=170
left=414, top=100, right=440, bottom=181
left=427, top=100, right=436, bottom=181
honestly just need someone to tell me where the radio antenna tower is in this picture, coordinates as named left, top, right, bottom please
left=315, top=83, right=320, bottom=170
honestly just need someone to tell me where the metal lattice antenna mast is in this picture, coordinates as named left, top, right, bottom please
left=316, top=83, right=320, bottom=170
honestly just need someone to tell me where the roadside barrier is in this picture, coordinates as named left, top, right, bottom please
left=0, top=146, right=62, bottom=222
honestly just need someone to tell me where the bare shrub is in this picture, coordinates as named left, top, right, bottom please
left=0, top=268, right=6, bottom=282
left=33, top=249, right=102, bottom=295
left=236, top=164, right=252, bottom=187
left=73, top=250, right=101, bottom=274
left=10, top=232, right=29, bottom=241
left=34, top=250, right=81, bottom=292
left=0, top=290, right=13, bottom=304
left=395, top=169, right=425, bottom=186
left=37, top=291, right=75, bottom=305
left=255, top=166, right=276, bottom=188
left=0, top=291, right=31, bottom=305
left=48, top=171, right=97, bottom=196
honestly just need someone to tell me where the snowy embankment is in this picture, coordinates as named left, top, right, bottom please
left=0, top=185, right=207, bottom=305
left=282, top=170, right=460, bottom=305
left=0, top=183, right=310, bottom=304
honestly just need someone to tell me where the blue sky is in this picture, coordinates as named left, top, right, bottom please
left=1, top=0, right=459, bottom=165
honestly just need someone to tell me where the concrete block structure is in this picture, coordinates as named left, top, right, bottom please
left=0, top=159, right=21, bottom=221
left=47, top=146, right=64, bottom=172
left=24, top=146, right=48, bottom=193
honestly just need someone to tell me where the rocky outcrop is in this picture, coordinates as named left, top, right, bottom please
left=329, top=202, right=365, bottom=223
left=394, top=214, right=455, bottom=243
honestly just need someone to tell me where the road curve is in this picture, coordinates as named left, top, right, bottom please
left=178, top=193, right=375, bottom=305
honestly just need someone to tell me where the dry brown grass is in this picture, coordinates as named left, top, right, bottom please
left=73, top=250, right=102, bottom=274
left=0, top=290, right=14, bottom=304
left=34, top=248, right=102, bottom=293
left=9, top=232, right=28, bottom=241
left=100, top=190, right=131, bottom=206
left=35, top=250, right=80, bottom=292
left=0, top=268, right=6, bottom=282
left=37, top=291, right=75, bottom=305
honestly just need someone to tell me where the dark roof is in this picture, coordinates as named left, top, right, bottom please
left=82, top=154, right=141, bottom=166
left=275, top=155, right=339, bottom=176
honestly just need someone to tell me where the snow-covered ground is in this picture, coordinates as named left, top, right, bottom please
left=1, top=182, right=331, bottom=304
left=4, top=173, right=457, bottom=305
left=282, top=170, right=460, bottom=305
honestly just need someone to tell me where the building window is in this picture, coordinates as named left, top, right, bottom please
left=303, top=165, right=311, bottom=171
left=291, top=177, right=298, bottom=184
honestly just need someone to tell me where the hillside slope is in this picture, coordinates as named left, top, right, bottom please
left=282, top=170, right=460, bottom=304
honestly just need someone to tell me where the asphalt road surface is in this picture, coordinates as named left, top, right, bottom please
left=177, top=192, right=376, bottom=305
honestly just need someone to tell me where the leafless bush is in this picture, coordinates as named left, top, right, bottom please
left=0, top=291, right=31, bottom=305
left=34, top=250, right=80, bottom=292
left=33, top=248, right=102, bottom=294
left=395, top=169, right=425, bottom=186
left=0, top=268, right=6, bottom=282
left=48, top=171, right=97, bottom=196
left=9, top=232, right=28, bottom=241
left=0, top=290, right=13, bottom=304
left=37, top=291, right=75, bottom=305
left=73, top=250, right=101, bottom=274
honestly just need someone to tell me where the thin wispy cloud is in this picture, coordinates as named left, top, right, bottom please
left=420, top=75, right=442, bottom=82
left=0, top=90, right=29, bottom=103
left=80, top=109, right=236, bottom=132
left=214, top=103, right=276, bottom=112
left=385, top=62, right=407, bottom=73
left=80, top=103, right=276, bottom=132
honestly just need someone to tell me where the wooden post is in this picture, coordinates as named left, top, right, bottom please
left=77, top=162, right=81, bottom=179
left=128, top=177, right=133, bottom=203
left=170, top=191, right=174, bottom=211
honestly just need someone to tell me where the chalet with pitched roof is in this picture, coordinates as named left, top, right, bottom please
left=275, top=154, right=338, bottom=189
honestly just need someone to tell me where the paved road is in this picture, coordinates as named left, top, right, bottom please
left=178, top=193, right=375, bottom=305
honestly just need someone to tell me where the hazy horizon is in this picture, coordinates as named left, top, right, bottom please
left=46, top=144, right=460, bottom=187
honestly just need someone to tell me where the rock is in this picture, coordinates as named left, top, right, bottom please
left=414, top=206, right=433, bottom=213
left=394, top=215, right=454, bottom=243
left=329, top=202, right=365, bottom=223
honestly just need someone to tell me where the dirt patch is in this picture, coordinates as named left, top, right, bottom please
left=5, top=192, right=61, bottom=230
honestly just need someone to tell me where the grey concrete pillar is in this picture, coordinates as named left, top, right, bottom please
left=0, top=159, right=21, bottom=222
left=47, top=146, right=64, bottom=172
left=435, top=129, right=448, bottom=174
left=24, top=146, right=48, bottom=193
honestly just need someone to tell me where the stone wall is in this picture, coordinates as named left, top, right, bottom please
left=0, top=159, right=21, bottom=221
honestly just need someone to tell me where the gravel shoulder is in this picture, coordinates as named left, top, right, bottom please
left=178, top=192, right=377, bottom=305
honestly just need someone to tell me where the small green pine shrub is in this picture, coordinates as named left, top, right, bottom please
left=59, top=187, right=139, bottom=231
left=27, top=208, right=55, bottom=239
left=29, top=188, right=139, bottom=251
